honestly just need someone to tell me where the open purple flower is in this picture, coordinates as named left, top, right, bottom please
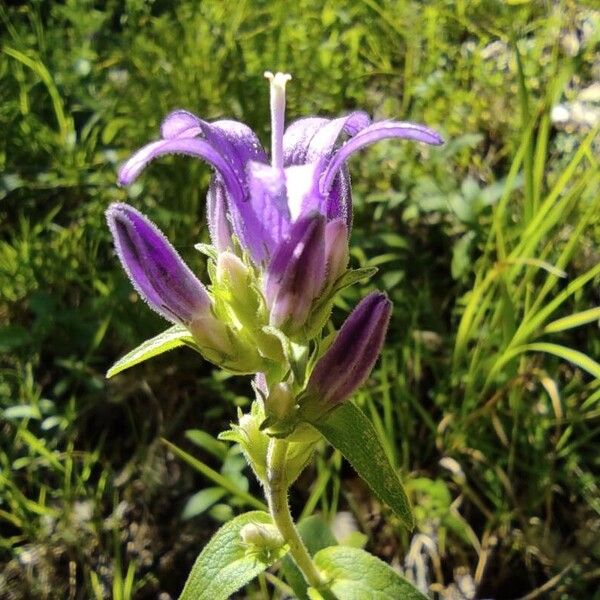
left=118, top=72, right=443, bottom=268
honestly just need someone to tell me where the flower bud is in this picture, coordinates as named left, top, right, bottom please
left=188, top=315, right=234, bottom=359
left=216, top=251, right=260, bottom=328
left=264, top=212, right=326, bottom=337
left=106, top=202, right=211, bottom=326
left=264, top=382, right=295, bottom=421
left=240, top=522, right=284, bottom=550
left=324, top=218, right=349, bottom=289
left=299, top=292, right=392, bottom=420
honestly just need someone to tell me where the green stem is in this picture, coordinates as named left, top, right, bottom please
left=266, top=437, right=324, bottom=588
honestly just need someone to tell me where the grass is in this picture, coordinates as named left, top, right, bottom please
left=1, top=0, right=599, bottom=598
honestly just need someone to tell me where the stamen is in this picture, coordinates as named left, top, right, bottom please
left=264, top=71, right=291, bottom=169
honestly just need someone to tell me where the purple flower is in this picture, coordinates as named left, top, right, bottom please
left=118, top=72, right=443, bottom=267
left=106, top=203, right=211, bottom=325
left=299, top=292, right=392, bottom=419
left=106, top=203, right=232, bottom=356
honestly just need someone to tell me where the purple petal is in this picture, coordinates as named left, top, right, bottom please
left=284, top=161, right=327, bottom=222
left=283, top=112, right=371, bottom=166
left=121, top=110, right=275, bottom=264
left=265, top=213, right=327, bottom=333
left=324, top=219, right=349, bottom=286
left=283, top=113, right=371, bottom=227
left=321, top=121, right=444, bottom=194
left=206, top=181, right=234, bottom=253
left=106, top=202, right=210, bottom=325
left=160, top=110, right=203, bottom=139
left=117, top=137, right=245, bottom=203
left=245, top=162, right=291, bottom=259
left=283, top=117, right=330, bottom=166
left=305, top=292, right=392, bottom=409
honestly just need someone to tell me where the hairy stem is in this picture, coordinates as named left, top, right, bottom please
left=266, top=437, right=324, bottom=588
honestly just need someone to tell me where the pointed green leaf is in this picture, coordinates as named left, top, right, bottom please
left=106, top=325, right=197, bottom=378
left=311, top=546, right=427, bottom=600
left=182, top=487, right=227, bottom=520
left=497, top=342, right=600, bottom=381
left=543, top=307, right=600, bottom=334
left=179, top=511, right=288, bottom=600
left=332, top=267, right=378, bottom=292
left=308, top=402, right=414, bottom=529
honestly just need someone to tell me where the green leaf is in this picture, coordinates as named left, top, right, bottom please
left=509, top=343, right=600, bottom=380
left=311, top=547, right=427, bottom=600
left=182, top=487, right=227, bottom=520
left=106, top=325, right=197, bottom=378
left=308, top=402, right=414, bottom=529
left=185, top=429, right=228, bottom=460
left=161, top=438, right=266, bottom=511
left=282, top=515, right=337, bottom=600
left=179, top=511, right=287, bottom=600
left=543, top=307, right=600, bottom=334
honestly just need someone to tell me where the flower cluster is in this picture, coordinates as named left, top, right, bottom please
left=107, top=72, right=442, bottom=439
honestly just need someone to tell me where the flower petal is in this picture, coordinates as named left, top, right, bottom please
left=320, top=120, right=444, bottom=194
left=122, top=110, right=275, bottom=263
left=206, top=180, right=234, bottom=253
left=283, top=113, right=371, bottom=227
left=117, top=137, right=245, bottom=202
left=106, top=202, right=210, bottom=325
left=160, top=110, right=204, bottom=139
left=244, top=162, right=291, bottom=259
left=284, top=161, right=327, bottom=222
left=283, top=112, right=371, bottom=166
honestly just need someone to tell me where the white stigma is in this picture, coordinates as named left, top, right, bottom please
left=264, top=71, right=291, bottom=169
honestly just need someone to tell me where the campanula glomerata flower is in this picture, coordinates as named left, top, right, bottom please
left=108, top=72, right=442, bottom=373
left=117, top=72, right=442, bottom=269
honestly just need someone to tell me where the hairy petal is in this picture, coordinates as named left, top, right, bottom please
left=106, top=203, right=210, bottom=325
left=206, top=181, right=233, bottom=253
left=321, top=120, right=444, bottom=194
left=122, top=110, right=275, bottom=262
left=245, top=162, right=291, bottom=259
left=324, top=218, right=349, bottom=287
left=282, top=117, right=330, bottom=166
left=117, top=137, right=245, bottom=202
left=283, top=112, right=371, bottom=165
left=283, top=113, right=371, bottom=227
left=160, top=110, right=204, bottom=139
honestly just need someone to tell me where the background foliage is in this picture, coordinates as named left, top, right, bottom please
left=1, top=0, right=599, bottom=598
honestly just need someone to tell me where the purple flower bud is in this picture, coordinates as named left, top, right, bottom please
left=106, top=202, right=211, bottom=325
left=264, top=212, right=326, bottom=334
left=324, top=218, right=349, bottom=288
left=301, top=292, right=392, bottom=418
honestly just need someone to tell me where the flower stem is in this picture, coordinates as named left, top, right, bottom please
left=266, top=437, right=324, bottom=588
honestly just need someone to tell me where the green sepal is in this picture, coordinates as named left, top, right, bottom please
left=179, top=511, right=288, bottom=600
left=305, top=402, right=414, bottom=530
left=304, top=267, right=378, bottom=340
left=194, top=243, right=219, bottom=261
left=309, top=546, right=428, bottom=600
left=106, top=325, right=197, bottom=378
